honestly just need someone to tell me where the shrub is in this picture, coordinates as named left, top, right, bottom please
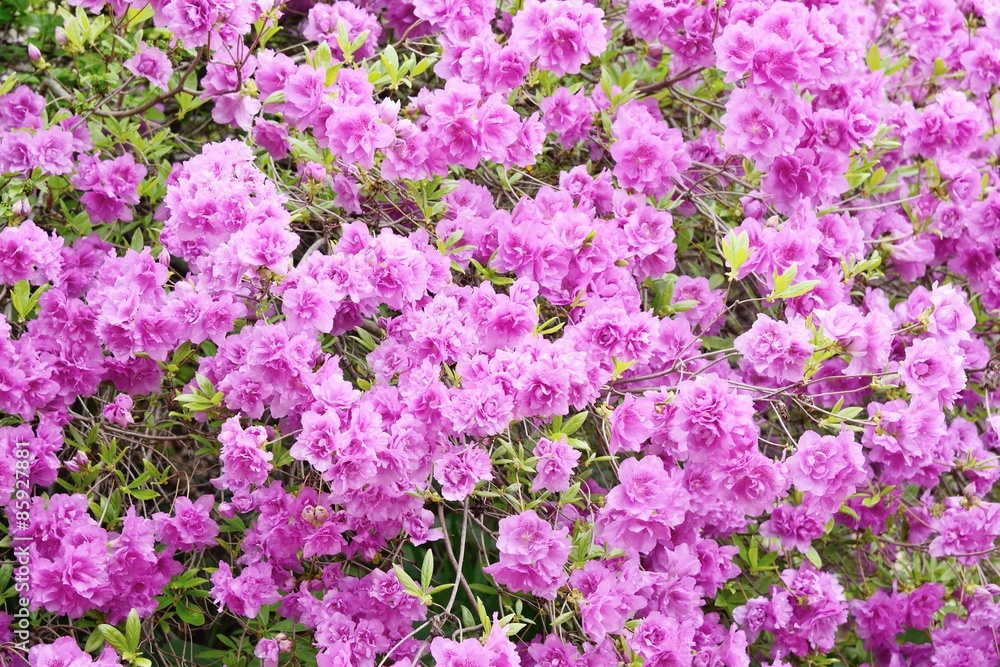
left=1, top=0, right=999, bottom=666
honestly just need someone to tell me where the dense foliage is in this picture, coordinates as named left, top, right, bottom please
left=3, top=0, right=1000, bottom=665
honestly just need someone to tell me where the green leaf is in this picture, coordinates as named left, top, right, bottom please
left=866, top=43, right=881, bottom=71
left=125, top=488, right=158, bottom=500
left=394, top=564, right=421, bottom=598
left=99, top=625, right=129, bottom=654
left=313, top=40, right=332, bottom=69
left=611, top=358, right=636, bottom=381
left=85, top=630, right=106, bottom=654
left=381, top=43, right=399, bottom=79
left=552, top=611, right=576, bottom=627
left=0, top=74, right=18, bottom=98
left=767, top=264, right=821, bottom=301
left=476, top=597, right=491, bottom=635
left=670, top=299, right=699, bottom=313
left=561, top=412, right=587, bottom=436
left=174, top=601, right=205, bottom=626
left=420, top=550, right=434, bottom=591
left=721, top=231, right=751, bottom=281
left=125, top=609, right=141, bottom=653
left=130, top=229, right=144, bottom=252
left=335, top=20, right=352, bottom=61
left=9, top=280, right=48, bottom=321
left=350, top=29, right=371, bottom=52
left=868, top=166, right=886, bottom=188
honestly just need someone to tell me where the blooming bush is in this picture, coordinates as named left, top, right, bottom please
left=3, top=0, right=1000, bottom=665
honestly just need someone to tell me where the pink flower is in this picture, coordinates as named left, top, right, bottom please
left=531, top=435, right=581, bottom=493
left=597, top=455, right=689, bottom=553
left=234, top=218, right=300, bottom=274
left=124, top=43, right=173, bottom=90
left=610, top=132, right=688, bottom=198
left=429, top=637, right=492, bottom=667
left=511, top=0, right=607, bottom=76
left=734, top=314, right=814, bottom=383
left=253, top=120, right=289, bottom=159
left=484, top=510, right=570, bottom=599
left=254, top=640, right=280, bottom=667
left=303, top=2, right=382, bottom=61
left=786, top=430, right=865, bottom=510
left=29, top=637, right=122, bottom=667
left=434, top=444, right=492, bottom=501
left=0, top=85, right=45, bottom=131
left=153, top=494, right=220, bottom=551
left=210, top=561, right=281, bottom=618
left=899, top=337, right=966, bottom=407
left=102, top=393, right=134, bottom=428
left=721, top=89, right=798, bottom=165
left=540, top=87, right=596, bottom=148
left=212, top=418, right=273, bottom=492
left=325, top=103, right=396, bottom=169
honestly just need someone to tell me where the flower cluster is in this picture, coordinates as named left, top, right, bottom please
left=5, top=0, right=1000, bottom=665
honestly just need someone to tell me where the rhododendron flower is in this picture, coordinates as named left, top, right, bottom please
left=254, top=639, right=280, bottom=667
left=102, top=393, right=134, bottom=427
left=786, top=430, right=866, bottom=510
left=325, top=103, right=396, bottom=169
left=484, top=510, right=570, bottom=599
left=899, top=337, right=967, bottom=407
left=0, top=85, right=44, bottom=131
left=29, top=637, right=122, bottom=667
left=510, top=0, right=608, bottom=76
left=434, top=444, right=492, bottom=501
left=929, top=500, right=1000, bottom=565
left=759, top=500, right=827, bottom=553
left=610, top=101, right=690, bottom=197
left=531, top=435, right=581, bottom=493
left=597, top=455, right=690, bottom=553
left=210, top=561, right=281, bottom=618
left=213, top=418, right=273, bottom=492
left=124, top=43, right=173, bottom=90
left=153, top=494, right=220, bottom=551
left=735, top=313, right=814, bottom=383
left=304, top=2, right=382, bottom=61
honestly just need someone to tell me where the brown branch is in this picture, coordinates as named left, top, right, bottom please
left=93, top=47, right=205, bottom=120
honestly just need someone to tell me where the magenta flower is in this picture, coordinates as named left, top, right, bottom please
left=124, top=43, right=173, bottom=90
left=484, top=510, right=570, bottom=600
left=102, top=393, right=134, bottom=428
left=212, top=417, right=273, bottom=492
left=153, top=494, right=220, bottom=551
left=325, top=103, right=396, bottom=169
left=304, top=2, right=382, bottom=61
left=531, top=435, right=581, bottom=493
left=434, top=444, right=492, bottom=501
left=786, top=429, right=866, bottom=510
left=900, top=337, right=968, bottom=408
left=734, top=313, right=814, bottom=383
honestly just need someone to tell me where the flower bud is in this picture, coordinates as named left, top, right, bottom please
left=11, top=199, right=30, bottom=218
left=313, top=505, right=328, bottom=523
left=301, top=505, right=316, bottom=524
left=217, top=502, right=236, bottom=519
left=27, top=44, right=41, bottom=63
left=300, top=161, right=327, bottom=184
left=64, top=450, right=88, bottom=472
left=55, top=27, right=68, bottom=46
